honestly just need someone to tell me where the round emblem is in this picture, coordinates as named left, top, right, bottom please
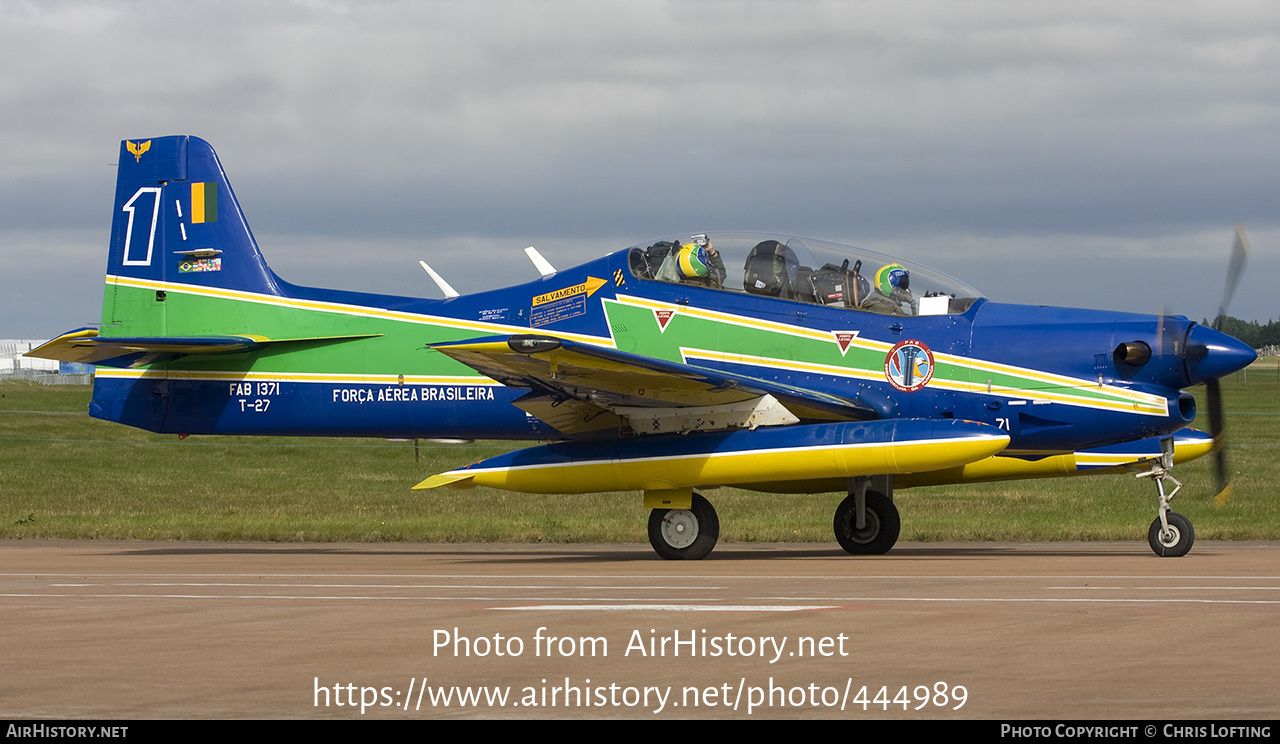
left=884, top=339, right=935, bottom=392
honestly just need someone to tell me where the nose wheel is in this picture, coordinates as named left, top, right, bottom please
left=1138, top=436, right=1195, bottom=557
left=648, top=492, right=719, bottom=560
left=1148, top=511, right=1195, bottom=557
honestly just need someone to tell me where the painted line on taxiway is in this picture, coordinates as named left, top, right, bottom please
left=495, top=604, right=840, bottom=612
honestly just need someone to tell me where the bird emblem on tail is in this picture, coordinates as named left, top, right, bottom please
left=126, top=140, right=151, bottom=162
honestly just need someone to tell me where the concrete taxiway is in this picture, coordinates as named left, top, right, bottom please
left=1, top=540, right=1277, bottom=719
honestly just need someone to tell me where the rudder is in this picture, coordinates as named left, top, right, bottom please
left=103, top=135, right=283, bottom=337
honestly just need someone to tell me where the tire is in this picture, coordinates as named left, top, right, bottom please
left=1148, top=512, right=1195, bottom=557
left=833, top=490, right=900, bottom=555
left=648, top=492, right=719, bottom=560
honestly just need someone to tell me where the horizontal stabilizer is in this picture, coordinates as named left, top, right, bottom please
left=26, top=327, right=380, bottom=368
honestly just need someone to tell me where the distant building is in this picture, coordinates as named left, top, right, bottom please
left=0, top=338, right=94, bottom=382
left=0, top=340, right=59, bottom=372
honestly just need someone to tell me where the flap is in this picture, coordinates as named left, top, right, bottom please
left=430, top=334, right=876, bottom=434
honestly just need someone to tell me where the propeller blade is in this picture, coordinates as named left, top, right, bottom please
left=1215, top=224, right=1250, bottom=329
left=1205, top=377, right=1231, bottom=505
left=1207, top=226, right=1249, bottom=507
left=1155, top=303, right=1169, bottom=360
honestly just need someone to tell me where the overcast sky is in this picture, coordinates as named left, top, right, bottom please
left=2, top=0, right=1277, bottom=338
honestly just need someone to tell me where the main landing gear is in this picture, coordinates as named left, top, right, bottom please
left=646, top=481, right=904, bottom=560
left=1138, top=437, right=1195, bottom=557
left=648, top=492, right=720, bottom=560
left=833, top=478, right=900, bottom=555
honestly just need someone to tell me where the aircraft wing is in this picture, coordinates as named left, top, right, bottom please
left=26, top=327, right=380, bottom=368
left=430, top=334, right=877, bottom=435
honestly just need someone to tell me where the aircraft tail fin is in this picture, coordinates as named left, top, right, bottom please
left=102, top=135, right=284, bottom=337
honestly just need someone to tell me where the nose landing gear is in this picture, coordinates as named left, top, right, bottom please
left=1138, top=437, right=1195, bottom=557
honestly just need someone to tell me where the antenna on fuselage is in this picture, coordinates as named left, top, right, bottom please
left=419, top=260, right=460, bottom=299
left=525, top=246, right=557, bottom=278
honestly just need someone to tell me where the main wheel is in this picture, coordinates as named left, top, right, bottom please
left=648, top=492, right=719, bottom=560
left=833, top=490, right=900, bottom=555
left=1148, top=512, right=1195, bottom=557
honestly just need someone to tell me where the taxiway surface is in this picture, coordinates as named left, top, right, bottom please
left=2, top=540, right=1277, bottom=719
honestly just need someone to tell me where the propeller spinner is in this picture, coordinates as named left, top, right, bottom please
left=1136, top=227, right=1255, bottom=557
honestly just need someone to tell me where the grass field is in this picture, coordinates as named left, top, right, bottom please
left=2, top=361, right=1277, bottom=543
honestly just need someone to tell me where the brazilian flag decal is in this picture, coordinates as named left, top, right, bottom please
left=191, top=182, right=218, bottom=223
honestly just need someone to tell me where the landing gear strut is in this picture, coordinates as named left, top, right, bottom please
left=1139, top=437, right=1195, bottom=557
left=648, top=492, right=719, bottom=560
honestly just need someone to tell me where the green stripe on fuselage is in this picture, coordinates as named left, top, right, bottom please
left=100, top=277, right=1164, bottom=416
left=600, top=296, right=1165, bottom=415
left=100, top=280, right=522, bottom=378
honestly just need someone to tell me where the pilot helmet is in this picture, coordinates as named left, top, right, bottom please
left=677, top=242, right=710, bottom=279
left=875, top=264, right=909, bottom=296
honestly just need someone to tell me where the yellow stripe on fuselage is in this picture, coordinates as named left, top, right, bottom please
left=94, top=368, right=502, bottom=386
left=613, top=293, right=1167, bottom=417
left=684, top=348, right=1167, bottom=417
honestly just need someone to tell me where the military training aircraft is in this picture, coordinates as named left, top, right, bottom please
left=29, top=135, right=1257, bottom=560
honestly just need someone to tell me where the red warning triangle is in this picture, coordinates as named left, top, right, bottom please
left=832, top=331, right=858, bottom=356
left=654, top=309, right=676, bottom=332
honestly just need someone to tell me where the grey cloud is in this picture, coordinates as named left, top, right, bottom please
left=2, top=1, right=1278, bottom=335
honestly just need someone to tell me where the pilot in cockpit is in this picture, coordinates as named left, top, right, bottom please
left=653, top=234, right=726, bottom=288
left=859, top=263, right=916, bottom=316
left=673, top=234, right=727, bottom=288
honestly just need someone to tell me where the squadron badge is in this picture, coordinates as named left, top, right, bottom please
left=884, top=339, right=935, bottom=392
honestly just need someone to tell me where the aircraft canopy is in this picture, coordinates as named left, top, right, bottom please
left=627, top=232, right=984, bottom=316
